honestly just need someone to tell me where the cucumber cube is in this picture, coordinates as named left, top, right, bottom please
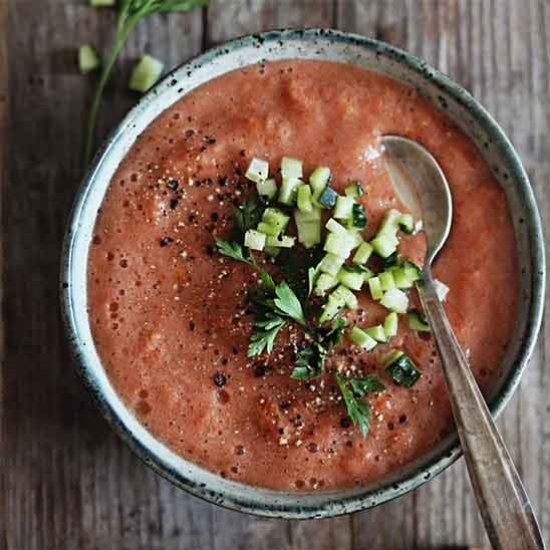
left=129, top=54, right=164, bottom=93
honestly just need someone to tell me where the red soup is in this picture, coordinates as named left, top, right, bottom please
left=88, top=60, right=518, bottom=491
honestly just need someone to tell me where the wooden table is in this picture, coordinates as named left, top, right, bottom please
left=3, top=1, right=549, bottom=548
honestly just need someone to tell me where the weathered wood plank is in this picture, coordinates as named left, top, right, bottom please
left=4, top=1, right=550, bottom=549
left=0, top=0, right=7, bottom=543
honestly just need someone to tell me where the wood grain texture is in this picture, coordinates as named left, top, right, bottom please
left=3, top=1, right=549, bottom=549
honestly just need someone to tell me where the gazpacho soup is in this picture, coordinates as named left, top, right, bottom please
left=88, top=60, right=518, bottom=491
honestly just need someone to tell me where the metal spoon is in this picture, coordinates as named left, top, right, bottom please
left=381, top=135, right=545, bottom=550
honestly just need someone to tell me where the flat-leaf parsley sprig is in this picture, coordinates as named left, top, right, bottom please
left=84, top=0, right=209, bottom=165
left=215, top=238, right=306, bottom=356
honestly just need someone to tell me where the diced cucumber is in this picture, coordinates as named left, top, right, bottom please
left=129, top=54, right=164, bottom=93
left=314, top=273, right=338, bottom=296
left=294, top=207, right=321, bottom=248
left=408, top=309, right=430, bottom=332
left=257, top=221, right=280, bottom=237
left=370, top=233, right=399, bottom=258
left=403, top=260, right=422, bottom=281
left=332, top=285, right=358, bottom=309
left=333, top=196, right=355, bottom=220
left=384, top=351, right=421, bottom=387
left=359, top=266, right=374, bottom=281
left=337, top=266, right=365, bottom=291
left=398, top=213, right=414, bottom=234
left=380, top=288, right=409, bottom=314
left=348, top=203, right=367, bottom=229
left=244, top=229, right=266, bottom=251
left=378, top=209, right=402, bottom=236
left=90, top=0, right=115, bottom=6
left=383, top=350, right=405, bottom=369
left=262, top=208, right=290, bottom=233
left=278, top=177, right=301, bottom=205
left=256, top=177, right=277, bottom=199
left=281, top=157, right=302, bottom=179
left=245, top=158, right=269, bottom=184
left=433, top=278, right=450, bottom=302
left=383, top=312, right=399, bottom=338
left=318, top=253, right=345, bottom=277
left=78, top=44, right=101, bottom=74
left=368, top=277, right=383, bottom=300
left=366, top=324, right=387, bottom=343
left=347, top=228, right=364, bottom=248
left=344, top=181, right=364, bottom=198
left=326, top=218, right=348, bottom=236
left=349, top=326, right=377, bottom=351
left=265, top=235, right=296, bottom=248
left=318, top=186, right=338, bottom=209
left=319, top=294, right=346, bottom=324
left=309, top=166, right=332, bottom=198
left=323, top=233, right=355, bottom=259
left=352, top=242, right=374, bottom=265
left=297, top=184, right=313, bottom=213
left=392, top=262, right=421, bottom=289
left=379, top=271, right=396, bottom=291
left=392, top=266, right=414, bottom=289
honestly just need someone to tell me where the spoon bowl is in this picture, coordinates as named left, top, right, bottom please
left=381, top=135, right=452, bottom=266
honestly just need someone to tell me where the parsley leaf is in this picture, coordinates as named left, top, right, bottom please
left=336, top=373, right=385, bottom=436
left=291, top=343, right=327, bottom=381
left=274, top=282, right=306, bottom=325
left=246, top=281, right=305, bottom=357
left=247, top=314, right=286, bottom=357
left=336, top=374, right=372, bottom=437
left=323, top=316, right=347, bottom=349
left=233, top=195, right=264, bottom=239
left=277, top=247, right=324, bottom=303
left=349, top=375, right=386, bottom=397
left=215, top=238, right=254, bottom=266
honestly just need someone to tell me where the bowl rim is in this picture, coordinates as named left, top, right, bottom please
left=61, top=27, right=546, bottom=519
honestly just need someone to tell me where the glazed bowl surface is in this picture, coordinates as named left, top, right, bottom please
left=61, top=28, right=545, bottom=519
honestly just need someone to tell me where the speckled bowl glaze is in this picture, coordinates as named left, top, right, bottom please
left=61, top=29, right=545, bottom=519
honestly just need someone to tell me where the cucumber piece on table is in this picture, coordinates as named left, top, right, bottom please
left=129, top=54, right=164, bottom=93
left=78, top=44, right=101, bottom=74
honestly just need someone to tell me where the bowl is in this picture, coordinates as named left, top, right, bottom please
left=61, top=28, right=545, bottom=519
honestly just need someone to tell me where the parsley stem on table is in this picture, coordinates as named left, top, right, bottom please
left=83, top=0, right=209, bottom=166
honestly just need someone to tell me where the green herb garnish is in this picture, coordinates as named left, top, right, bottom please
left=336, top=373, right=385, bottom=436
left=291, top=343, right=327, bottom=381
left=247, top=314, right=286, bottom=357
left=290, top=317, right=346, bottom=381
left=273, top=281, right=306, bottom=326
left=349, top=375, right=386, bottom=396
left=233, top=195, right=265, bottom=238
left=84, top=0, right=208, bottom=165
left=336, top=375, right=372, bottom=436
left=215, top=238, right=254, bottom=266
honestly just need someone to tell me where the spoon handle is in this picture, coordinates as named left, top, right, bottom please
left=417, top=271, right=545, bottom=550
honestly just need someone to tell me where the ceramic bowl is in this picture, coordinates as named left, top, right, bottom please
left=61, top=29, right=545, bottom=519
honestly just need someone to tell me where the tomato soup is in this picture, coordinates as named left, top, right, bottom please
left=88, top=60, right=518, bottom=491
